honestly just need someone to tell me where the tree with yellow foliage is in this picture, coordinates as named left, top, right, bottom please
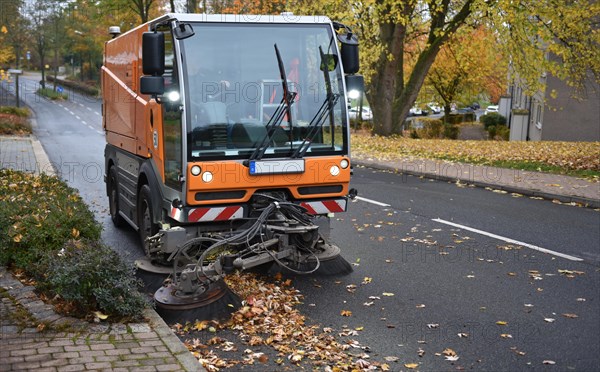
left=293, top=0, right=600, bottom=135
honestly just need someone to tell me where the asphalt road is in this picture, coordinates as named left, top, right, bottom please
left=9, top=77, right=600, bottom=370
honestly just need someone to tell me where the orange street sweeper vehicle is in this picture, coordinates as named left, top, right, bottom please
left=102, top=13, right=363, bottom=318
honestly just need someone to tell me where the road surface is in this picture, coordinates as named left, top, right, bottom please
left=6, top=75, right=599, bottom=370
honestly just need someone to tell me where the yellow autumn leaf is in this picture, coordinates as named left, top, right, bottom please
left=382, top=292, right=395, bottom=296
left=93, top=311, right=109, bottom=320
left=405, top=363, right=419, bottom=369
left=496, top=321, right=508, bottom=325
left=13, top=234, right=23, bottom=243
left=340, top=310, right=352, bottom=317
left=71, top=228, right=80, bottom=238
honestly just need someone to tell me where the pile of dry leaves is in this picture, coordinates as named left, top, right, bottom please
left=174, top=272, right=389, bottom=371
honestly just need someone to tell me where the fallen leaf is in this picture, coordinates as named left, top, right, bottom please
left=500, top=334, right=513, bottom=338
left=382, top=292, right=395, bottom=297
left=496, top=321, right=508, bottom=326
left=341, top=310, right=352, bottom=317
left=544, top=318, right=556, bottom=323
left=445, top=355, right=460, bottom=361
left=416, top=304, right=426, bottom=309
left=93, top=311, right=108, bottom=320
left=562, top=313, right=578, bottom=319
left=442, top=348, right=457, bottom=357
left=457, top=333, right=469, bottom=338
left=543, top=360, right=556, bottom=365
left=384, top=356, right=399, bottom=362
left=405, top=363, right=419, bottom=369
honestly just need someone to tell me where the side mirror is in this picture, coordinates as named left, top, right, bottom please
left=141, top=32, right=165, bottom=97
left=345, top=74, right=364, bottom=94
left=142, top=32, right=165, bottom=76
left=140, top=76, right=165, bottom=96
left=173, top=22, right=195, bottom=40
left=334, top=22, right=359, bottom=74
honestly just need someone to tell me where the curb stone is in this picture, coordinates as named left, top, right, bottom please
left=354, top=159, right=600, bottom=209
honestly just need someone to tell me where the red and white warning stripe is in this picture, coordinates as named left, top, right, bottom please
left=188, top=206, right=244, bottom=222
left=300, top=199, right=347, bottom=215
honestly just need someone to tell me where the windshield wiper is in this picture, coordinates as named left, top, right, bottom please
left=247, top=44, right=296, bottom=162
left=292, top=46, right=339, bottom=158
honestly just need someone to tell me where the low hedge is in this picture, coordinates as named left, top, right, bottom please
left=0, top=169, right=147, bottom=321
left=46, top=75, right=99, bottom=96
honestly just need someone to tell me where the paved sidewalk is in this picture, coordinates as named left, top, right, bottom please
left=0, top=268, right=201, bottom=372
left=354, top=156, right=599, bottom=208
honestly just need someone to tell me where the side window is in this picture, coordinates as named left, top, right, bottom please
left=161, top=28, right=182, bottom=190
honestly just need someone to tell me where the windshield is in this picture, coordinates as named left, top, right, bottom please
left=179, top=23, right=347, bottom=161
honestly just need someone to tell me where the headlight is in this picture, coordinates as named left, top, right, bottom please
left=340, top=159, right=349, bottom=169
left=202, top=171, right=213, bottom=183
left=167, top=91, right=180, bottom=102
left=190, top=165, right=201, bottom=176
left=330, top=165, right=340, bottom=176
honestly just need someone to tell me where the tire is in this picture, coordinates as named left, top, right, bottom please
left=138, top=184, right=159, bottom=256
left=107, top=167, right=126, bottom=228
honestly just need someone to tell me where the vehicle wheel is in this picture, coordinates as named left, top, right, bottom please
left=138, top=185, right=159, bottom=256
left=108, top=167, right=126, bottom=228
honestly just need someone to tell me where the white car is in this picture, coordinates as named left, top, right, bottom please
left=427, top=103, right=441, bottom=114
left=409, top=106, right=422, bottom=116
left=485, top=105, right=499, bottom=115
left=348, top=107, right=373, bottom=120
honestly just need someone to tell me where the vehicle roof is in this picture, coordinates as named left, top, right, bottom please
left=150, top=13, right=332, bottom=26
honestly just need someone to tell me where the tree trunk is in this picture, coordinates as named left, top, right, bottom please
left=368, top=22, right=405, bottom=136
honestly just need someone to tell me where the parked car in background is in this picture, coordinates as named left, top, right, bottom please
left=427, top=103, right=442, bottom=114
left=485, top=105, right=499, bottom=115
left=409, top=106, right=423, bottom=116
left=349, top=107, right=373, bottom=120
left=456, top=107, right=475, bottom=114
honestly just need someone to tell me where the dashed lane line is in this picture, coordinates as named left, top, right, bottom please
left=355, top=196, right=391, bottom=207
left=432, top=218, right=584, bottom=262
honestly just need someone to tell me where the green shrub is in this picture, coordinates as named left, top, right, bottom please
left=41, top=240, right=149, bottom=320
left=37, top=88, right=68, bottom=100
left=46, top=76, right=99, bottom=96
left=487, top=125, right=497, bottom=139
left=480, top=112, right=507, bottom=129
left=0, top=106, right=30, bottom=117
left=496, top=125, right=510, bottom=141
left=443, top=113, right=476, bottom=125
left=0, top=170, right=101, bottom=271
left=443, top=123, right=460, bottom=139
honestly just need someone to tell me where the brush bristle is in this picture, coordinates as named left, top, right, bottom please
left=270, top=254, right=353, bottom=277
left=156, top=288, right=241, bottom=324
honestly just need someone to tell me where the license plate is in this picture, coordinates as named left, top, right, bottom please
left=249, top=159, right=305, bottom=175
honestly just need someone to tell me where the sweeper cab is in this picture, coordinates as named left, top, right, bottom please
left=102, top=13, right=363, bottom=320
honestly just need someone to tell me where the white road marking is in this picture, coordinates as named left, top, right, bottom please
left=432, top=218, right=584, bottom=262
left=75, top=115, right=80, bottom=120
left=355, top=196, right=391, bottom=207
left=94, top=112, right=101, bottom=116
left=96, top=130, right=103, bottom=135
left=86, top=107, right=92, bottom=111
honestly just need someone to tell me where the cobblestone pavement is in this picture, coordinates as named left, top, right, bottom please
left=0, top=268, right=202, bottom=372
